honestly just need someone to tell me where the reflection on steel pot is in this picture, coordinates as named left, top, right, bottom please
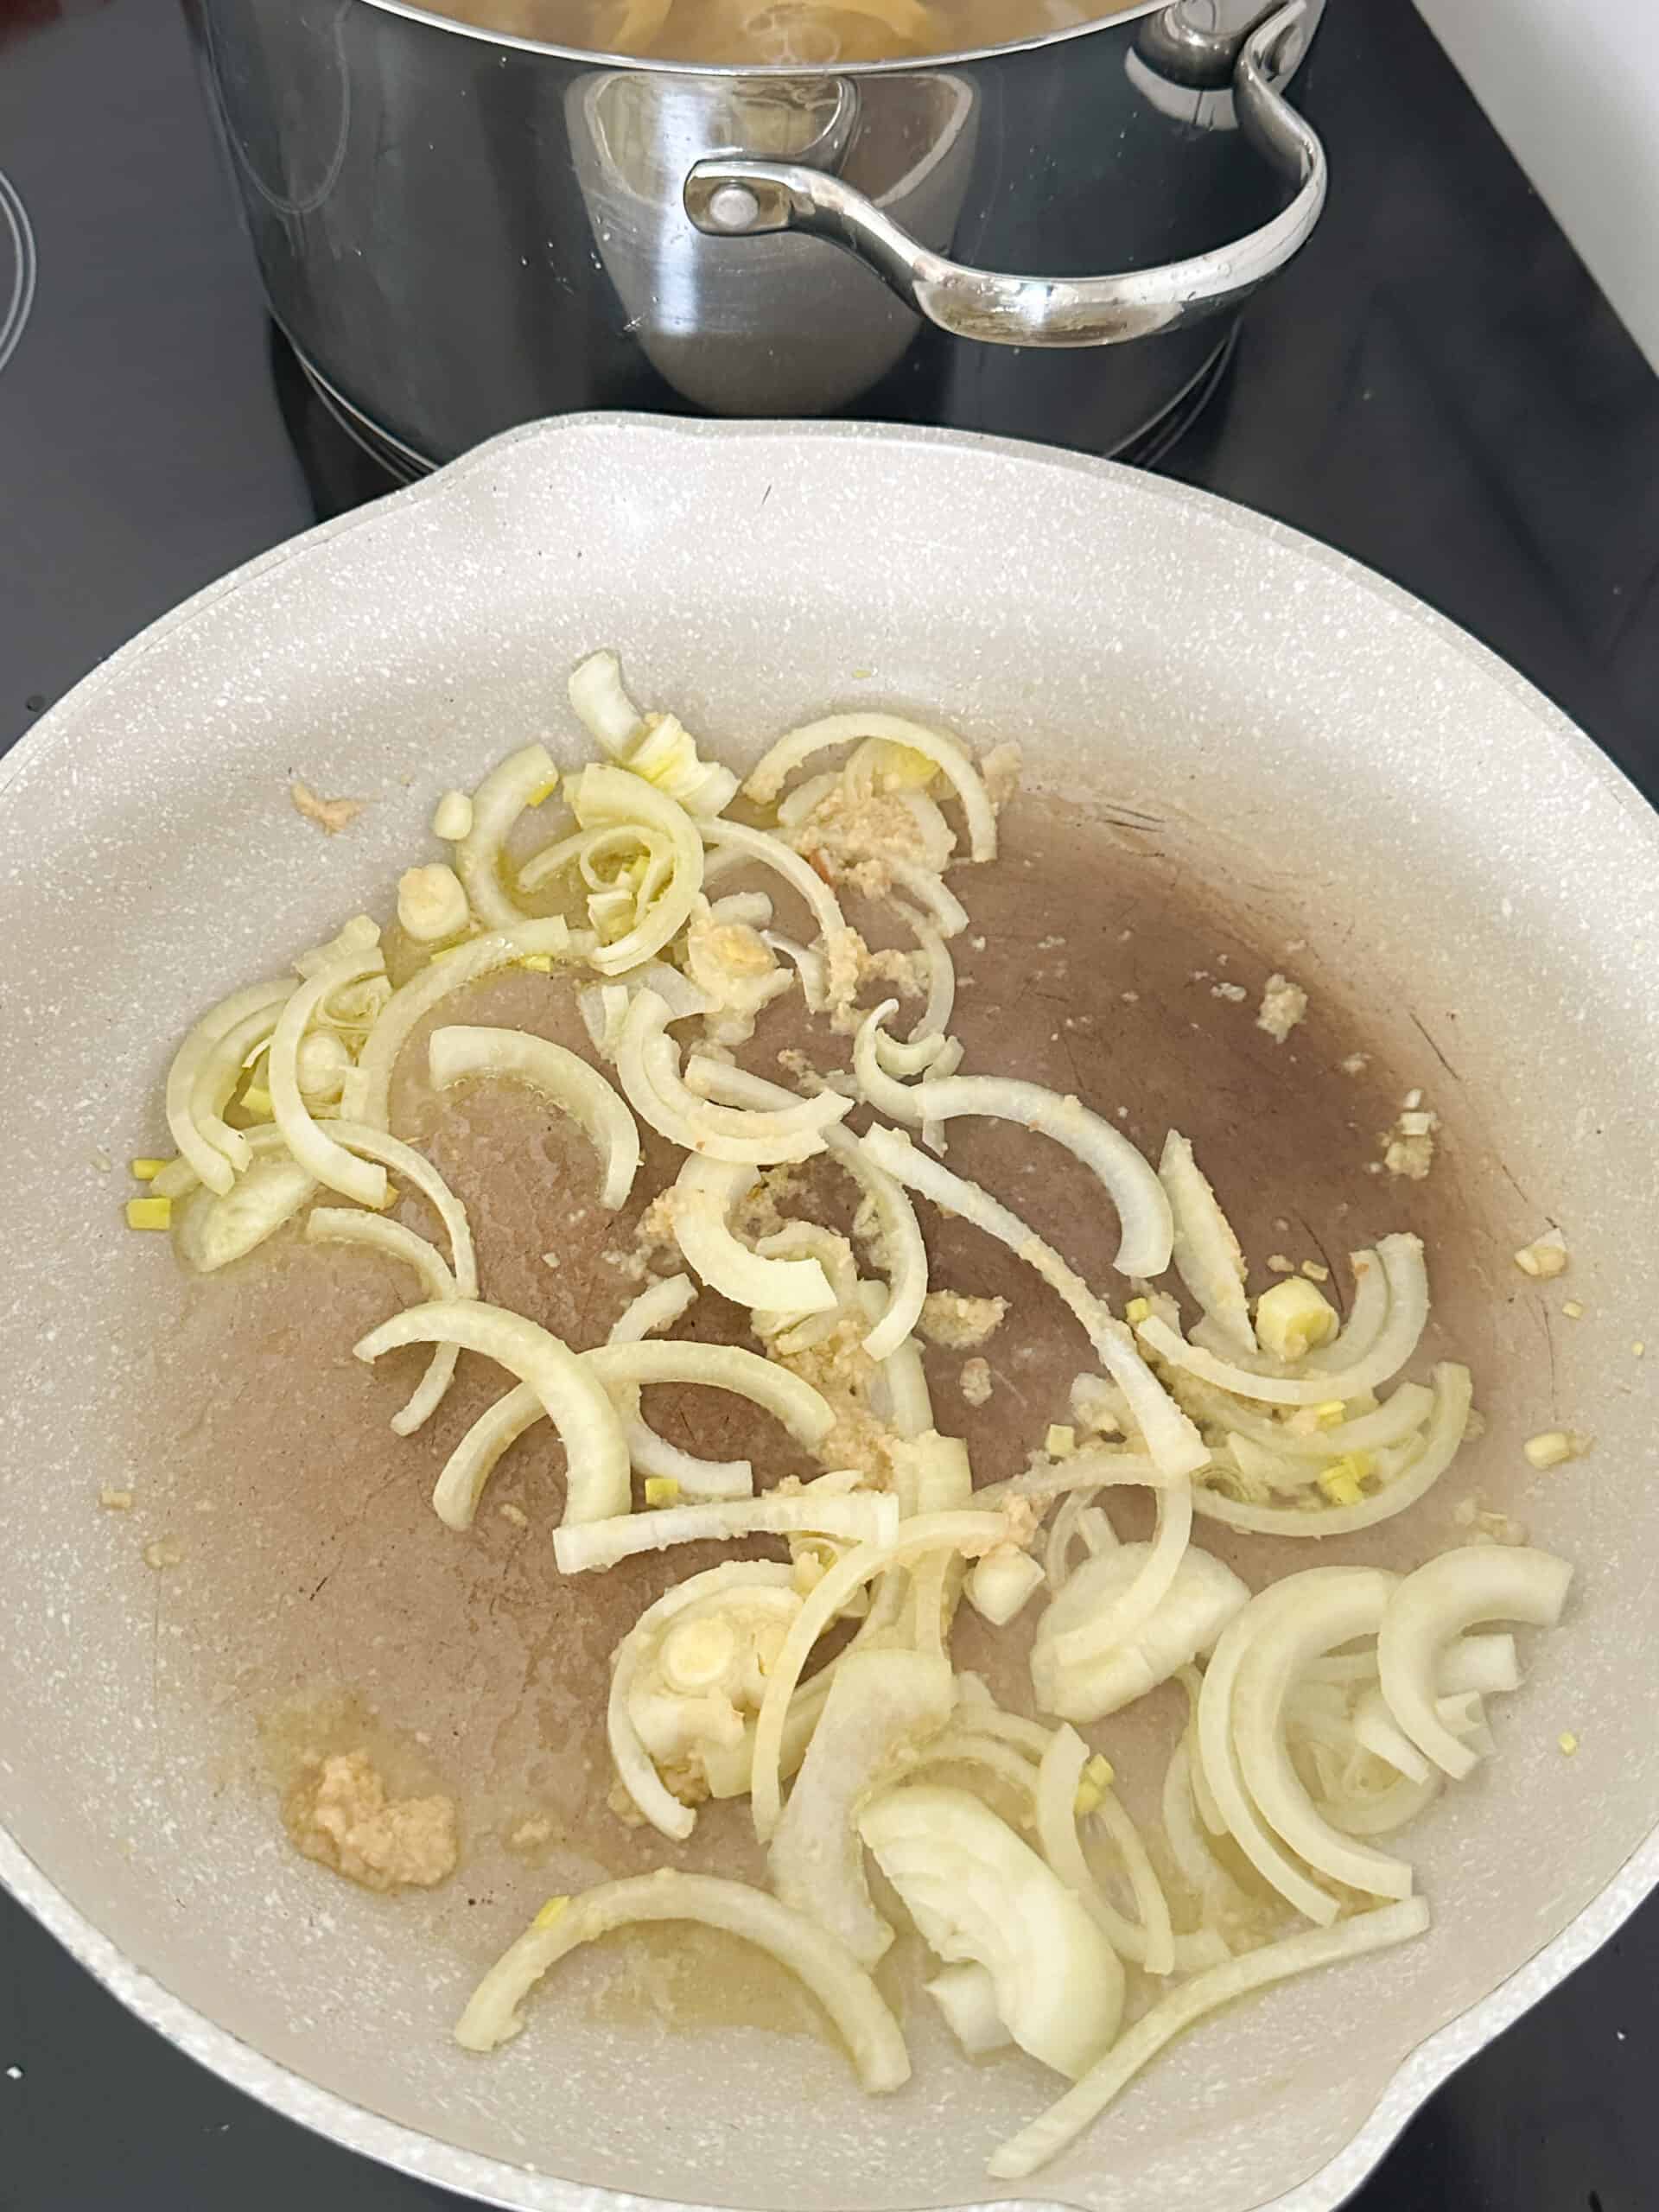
left=569, top=73, right=978, bottom=415
left=187, top=0, right=1328, bottom=465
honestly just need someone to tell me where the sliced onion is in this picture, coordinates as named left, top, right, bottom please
left=344, top=918, right=575, bottom=1128
left=853, top=1001, right=933, bottom=1122
left=512, top=823, right=613, bottom=896
left=454, top=1868, right=910, bottom=2092
left=164, top=977, right=295, bottom=1194
left=438, top=1333, right=823, bottom=1530
left=616, top=961, right=713, bottom=1022
left=1321, top=1765, right=1442, bottom=1839
left=432, top=1289, right=780, bottom=1526
left=1031, top=1536, right=1247, bottom=1725
left=1159, top=1740, right=1247, bottom=1923
left=1036, top=1726, right=1179, bottom=1974
left=874, top=1026, right=953, bottom=1084
left=431, top=1382, right=543, bottom=1530
left=564, top=763, right=705, bottom=976
left=868, top=1054, right=1175, bottom=1281
left=1351, top=1685, right=1432, bottom=1783
left=764, top=931, right=826, bottom=1007
left=327, top=1120, right=478, bottom=1299
left=926, top=1963, right=1013, bottom=2056
left=863, top=1282, right=935, bottom=1434
left=428, top=1023, right=639, bottom=1210
left=190, top=999, right=284, bottom=1175
left=671, top=1156, right=836, bottom=1313
left=441, top=1387, right=747, bottom=1527
left=1304, top=1245, right=1391, bottom=1372
left=1141, top=1234, right=1429, bottom=1406
left=270, top=946, right=390, bottom=1209
left=702, top=820, right=847, bottom=962
left=966, top=1544, right=1046, bottom=1626
left=858, top=1782, right=1122, bottom=2081
left=1192, top=1363, right=1472, bottom=1538
left=614, top=989, right=847, bottom=1165
left=1046, top=1478, right=1193, bottom=1669
left=881, top=856, right=969, bottom=938
left=1197, top=1578, right=1346, bottom=1925
left=1439, top=1631, right=1521, bottom=1696
left=454, top=743, right=559, bottom=929
left=749, top=1511, right=1014, bottom=1840
left=1231, top=1567, right=1416, bottom=1901
left=1378, top=1545, right=1573, bottom=1780
left=552, top=1488, right=898, bottom=1576
left=304, top=1207, right=461, bottom=1435
left=873, top=915, right=955, bottom=1075
left=355, top=1300, right=629, bottom=1524
left=906, top=1548, right=952, bottom=1660
left=608, top=1274, right=697, bottom=1345
left=1044, top=1490, right=1103, bottom=1593
left=606, top=1282, right=752, bottom=1503
left=950, top=1696, right=1054, bottom=1761
left=751, top=1224, right=860, bottom=1356
left=770, top=1647, right=955, bottom=1967
left=776, top=769, right=842, bottom=827
left=175, top=1146, right=316, bottom=1273
left=688, top=1063, right=930, bottom=1363
left=887, top=1726, right=1041, bottom=1812
left=745, top=711, right=997, bottom=863
left=1180, top=1375, right=1435, bottom=1463
left=616, top=1415, right=753, bottom=1505
left=1160, top=1132, right=1255, bottom=1356
left=585, top=1339, right=834, bottom=1453
left=861, top=1125, right=1205, bottom=1480
left=608, top=1563, right=793, bottom=1840
left=986, top=1899, right=1432, bottom=2181
left=568, top=647, right=642, bottom=755
left=623, top=715, right=740, bottom=819
left=984, top=1448, right=1168, bottom=1506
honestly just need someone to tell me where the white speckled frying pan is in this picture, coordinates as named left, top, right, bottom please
left=2, top=416, right=1656, bottom=2212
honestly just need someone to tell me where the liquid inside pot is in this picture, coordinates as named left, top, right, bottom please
left=427, top=0, right=1128, bottom=67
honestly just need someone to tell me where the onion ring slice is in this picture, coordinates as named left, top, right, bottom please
left=1377, top=1545, right=1573, bottom=1779
left=552, top=1488, right=897, bottom=1576
left=861, top=1126, right=1205, bottom=1480
left=428, top=1024, right=639, bottom=1210
left=986, top=1901, right=1431, bottom=2180
left=749, top=1510, right=1014, bottom=1840
left=454, top=1869, right=910, bottom=2093
left=355, top=1300, right=629, bottom=1525
left=1140, top=1235, right=1429, bottom=1406
left=454, top=743, right=558, bottom=930
left=855, top=1028, right=1173, bottom=1281
left=671, top=1156, right=836, bottom=1312
left=164, top=977, right=295, bottom=1195
left=745, top=710, right=997, bottom=863
left=270, top=948, right=390, bottom=1209
left=304, top=1207, right=461, bottom=1435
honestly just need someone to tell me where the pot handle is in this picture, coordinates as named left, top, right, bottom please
left=683, top=0, right=1325, bottom=350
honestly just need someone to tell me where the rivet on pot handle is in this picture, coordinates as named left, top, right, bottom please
left=683, top=0, right=1325, bottom=350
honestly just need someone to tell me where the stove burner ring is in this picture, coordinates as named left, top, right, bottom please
left=0, top=168, right=37, bottom=379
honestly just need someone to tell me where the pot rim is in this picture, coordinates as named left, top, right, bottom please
left=8, top=410, right=1656, bottom=2212
left=354, top=0, right=1166, bottom=81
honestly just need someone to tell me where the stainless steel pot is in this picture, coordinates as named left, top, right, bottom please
left=188, top=0, right=1327, bottom=464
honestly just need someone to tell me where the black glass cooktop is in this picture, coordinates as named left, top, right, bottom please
left=1, top=2, right=1656, bottom=2206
